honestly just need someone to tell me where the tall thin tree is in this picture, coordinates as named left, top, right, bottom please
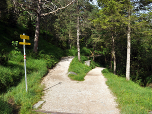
left=126, top=0, right=131, bottom=80
left=77, top=0, right=81, bottom=61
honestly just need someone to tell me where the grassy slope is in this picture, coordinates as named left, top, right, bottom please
left=102, top=69, right=152, bottom=114
left=0, top=22, right=65, bottom=114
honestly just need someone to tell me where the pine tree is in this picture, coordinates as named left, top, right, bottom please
left=93, top=0, right=125, bottom=74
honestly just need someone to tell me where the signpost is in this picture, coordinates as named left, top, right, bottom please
left=19, top=33, right=31, bottom=92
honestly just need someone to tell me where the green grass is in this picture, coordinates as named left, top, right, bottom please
left=102, top=69, right=152, bottom=114
left=0, top=43, right=65, bottom=114
left=0, top=57, right=48, bottom=114
left=0, top=95, right=13, bottom=114
left=68, top=56, right=99, bottom=81
left=66, top=47, right=92, bottom=56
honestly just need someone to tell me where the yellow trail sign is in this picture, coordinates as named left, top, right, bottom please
left=19, top=42, right=31, bottom=45
left=19, top=34, right=31, bottom=45
left=20, top=35, right=29, bottom=40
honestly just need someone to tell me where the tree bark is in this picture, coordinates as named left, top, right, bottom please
left=69, top=15, right=72, bottom=49
left=69, top=30, right=71, bottom=49
left=77, top=0, right=81, bottom=61
left=33, top=0, right=41, bottom=53
left=112, top=33, right=116, bottom=75
left=93, top=44, right=95, bottom=61
left=110, top=52, right=112, bottom=70
left=126, top=3, right=131, bottom=81
left=13, top=0, right=17, bottom=13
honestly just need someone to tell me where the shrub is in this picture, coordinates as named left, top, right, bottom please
left=0, top=49, right=9, bottom=66
left=0, top=98, right=13, bottom=114
left=66, top=47, right=77, bottom=56
left=102, top=69, right=109, bottom=73
left=81, top=47, right=91, bottom=56
left=0, top=63, right=24, bottom=91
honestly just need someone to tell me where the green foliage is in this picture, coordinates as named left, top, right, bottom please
left=12, top=41, right=19, bottom=51
left=90, top=60, right=100, bottom=69
left=92, top=0, right=152, bottom=87
left=80, top=56, right=89, bottom=63
left=0, top=49, right=9, bottom=66
left=26, top=19, right=35, bottom=38
left=17, top=11, right=31, bottom=28
left=6, top=8, right=17, bottom=27
left=102, top=69, right=152, bottom=114
left=37, top=52, right=58, bottom=68
left=81, top=47, right=91, bottom=56
left=146, top=76, right=152, bottom=85
left=0, top=58, right=48, bottom=114
left=66, top=47, right=77, bottom=56
left=0, top=63, right=24, bottom=91
left=0, top=97, right=13, bottom=114
left=26, top=37, right=65, bottom=69
left=102, top=69, right=109, bottom=73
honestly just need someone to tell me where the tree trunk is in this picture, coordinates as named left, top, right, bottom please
left=13, top=0, right=17, bottom=13
left=112, top=34, right=116, bottom=75
left=126, top=4, right=131, bottom=81
left=33, top=0, right=41, bottom=53
left=69, top=29, right=71, bottom=49
left=77, top=1, right=81, bottom=61
left=110, top=52, right=112, bottom=70
left=93, top=44, right=95, bottom=61
left=69, top=16, right=72, bottom=49
left=105, top=56, right=107, bottom=64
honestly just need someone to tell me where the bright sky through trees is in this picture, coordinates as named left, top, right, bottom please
left=92, top=0, right=98, bottom=5
left=90, top=0, right=101, bottom=9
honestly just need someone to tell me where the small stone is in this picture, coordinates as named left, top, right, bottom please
left=84, top=60, right=91, bottom=66
left=33, top=101, right=45, bottom=109
left=68, top=72, right=77, bottom=75
left=149, top=111, right=152, bottom=114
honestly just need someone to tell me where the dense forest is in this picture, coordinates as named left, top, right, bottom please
left=0, top=0, right=152, bottom=89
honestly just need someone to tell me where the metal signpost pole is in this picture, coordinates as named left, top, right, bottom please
left=19, top=33, right=31, bottom=92
left=23, top=33, right=28, bottom=92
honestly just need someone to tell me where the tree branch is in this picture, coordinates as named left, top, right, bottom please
left=18, top=2, right=37, bottom=14
left=54, top=0, right=63, bottom=7
left=41, top=0, right=76, bottom=16
left=17, top=3, right=33, bottom=16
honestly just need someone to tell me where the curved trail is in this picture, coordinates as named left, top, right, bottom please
left=40, top=56, right=120, bottom=114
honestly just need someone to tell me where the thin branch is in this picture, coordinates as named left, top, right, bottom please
left=18, top=2, right=37, bottom=14
left=42, top=0, right=57, bottom=9
left=41, top=0, right=76, bottom=16
left=17, top=3, right=33, bottom=16
left=42, top=2, right=55, bottom=11
left=54, top=0, right=63, bottom=7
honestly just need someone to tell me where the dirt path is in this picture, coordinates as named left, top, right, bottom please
left=39, top=56, right=120, bottom=114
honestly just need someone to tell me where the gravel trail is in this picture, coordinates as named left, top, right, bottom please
left=40, top=56, right=120, bottom=114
